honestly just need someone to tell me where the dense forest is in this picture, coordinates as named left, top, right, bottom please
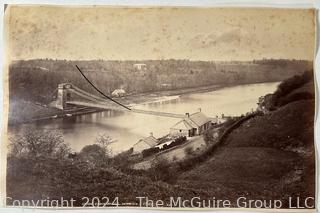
left=9, top=59, right=312, bottom=103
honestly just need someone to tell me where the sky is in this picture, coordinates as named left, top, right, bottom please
left=5, top=6, right=316, bottom=61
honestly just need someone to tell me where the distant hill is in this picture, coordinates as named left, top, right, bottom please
left=9, top=59, right=312, bottom=103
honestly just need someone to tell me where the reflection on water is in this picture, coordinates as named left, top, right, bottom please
left=9, top=82, right=279, bottom=153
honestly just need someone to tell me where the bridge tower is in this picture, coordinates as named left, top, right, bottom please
left=55, top=83, right=72, bottom=110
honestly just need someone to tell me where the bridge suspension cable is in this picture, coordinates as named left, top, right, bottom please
left=55, top=82, right=188, bottom=119
left=75, top=65, right=131, bottom=111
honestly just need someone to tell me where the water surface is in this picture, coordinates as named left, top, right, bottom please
left=10, top=82, right=279, bottom=153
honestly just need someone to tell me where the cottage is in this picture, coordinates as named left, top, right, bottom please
left=111, top=89, right=126, bottom=97
left=170, top=112, right=211, bottom=137
left=132, top=133, right=158, bottom=154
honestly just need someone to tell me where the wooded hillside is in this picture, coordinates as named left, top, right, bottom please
left=9, top=59, right=312, bottom=103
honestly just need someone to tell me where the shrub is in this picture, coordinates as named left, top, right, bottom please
left=112, top=148, right=134, bottom=170
left=150, top=156, right=177, bottom=183
left=162, top=136, right=187, bottom=150
left=203, top=127, right=214, bottom=145
left=184, top=146, right=194, bottom=155
left=79, top=144, right=109, bottom=167
left=278, top=92, right=314, bottom=106
left=142, top=147, right=160, bottom=158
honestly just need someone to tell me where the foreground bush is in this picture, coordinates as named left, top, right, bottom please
left=7, top=130, right=183, bottom=206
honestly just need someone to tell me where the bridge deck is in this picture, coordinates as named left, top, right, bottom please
left=66, top=100, right=186, bottom=118
left=59, top=83, right=187, bottom=119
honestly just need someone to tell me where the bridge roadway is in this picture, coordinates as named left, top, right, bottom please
left=60, top=84, right=186, bottom=118
left=66, top=100, right=186, bottom=118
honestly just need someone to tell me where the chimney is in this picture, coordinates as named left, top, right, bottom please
left=185, top=113, right=190, bottom=117
left=150, top=132, right=153, bottom=137
left=198, top=108, right=201, bottom=112
left=221, top=113, right=224, bottom=118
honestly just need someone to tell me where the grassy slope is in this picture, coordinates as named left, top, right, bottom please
left=7, top=156, right=197, bottom=206
left=176, top=85, right=315, bottom=207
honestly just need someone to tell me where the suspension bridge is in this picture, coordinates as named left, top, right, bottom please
left=50, top=83, right=186, bottom=118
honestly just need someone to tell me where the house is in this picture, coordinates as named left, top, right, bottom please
left=132, top=133, right=158, bottom=154
left=170, top=112, right=211, bottom=137
left=133, top=63, right=147, bottom=70
left=159, top=83, right=172, bottom=89
left=111, top=89, right=126, bottom=97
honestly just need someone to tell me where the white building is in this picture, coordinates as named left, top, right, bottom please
left=170, top=112, right=211, bottom=137
left=132, top=133, right=158, bottom=154
left=133, top=63, right=147, bottom=70
left=111, top=89, right=126, bottom=97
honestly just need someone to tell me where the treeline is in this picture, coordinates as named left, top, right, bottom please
left=9, top=59, right=312, bottom=103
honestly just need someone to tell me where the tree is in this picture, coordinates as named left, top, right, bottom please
left=79, top=144, right=107, bottom=168
left=77, top=133, right=116, bottom=168
left=150, top=156, right=177, bottom=183
left=9, top=129, right=70, bottom=159
left=7, top=129, right=72, bottom=202
left=95, top=133, right=115, bottom=157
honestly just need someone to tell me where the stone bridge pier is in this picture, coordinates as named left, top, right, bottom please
left=55, top=83, right=72, bottom=110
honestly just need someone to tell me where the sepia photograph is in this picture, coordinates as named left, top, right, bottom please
left=2, top=5, right=316, bottom=209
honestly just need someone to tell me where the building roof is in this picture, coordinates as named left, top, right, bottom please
left=112, top=89, right=126, bottom=94
left=171, top=112, right=211, bottom=130
left=134, top=135, right=158, bottom=147
left=187, top=112, right=211, bottom=126
left=170, top=119, right=195, bottom=130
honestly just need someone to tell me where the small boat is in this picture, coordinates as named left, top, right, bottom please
left=51, top=115, right=58, bottom=118
left=66, top=113, right=72, bottom=117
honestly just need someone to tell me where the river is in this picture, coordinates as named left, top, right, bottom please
left=9, top=82, right=279, bottom=154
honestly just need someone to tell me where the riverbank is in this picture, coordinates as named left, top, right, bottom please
left=114, top=83, right=225, bottom=105
left=121, top=81, right=281, bottom=106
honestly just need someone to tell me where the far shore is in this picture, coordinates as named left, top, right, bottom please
left=118, top=83, right=225, bottom=105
